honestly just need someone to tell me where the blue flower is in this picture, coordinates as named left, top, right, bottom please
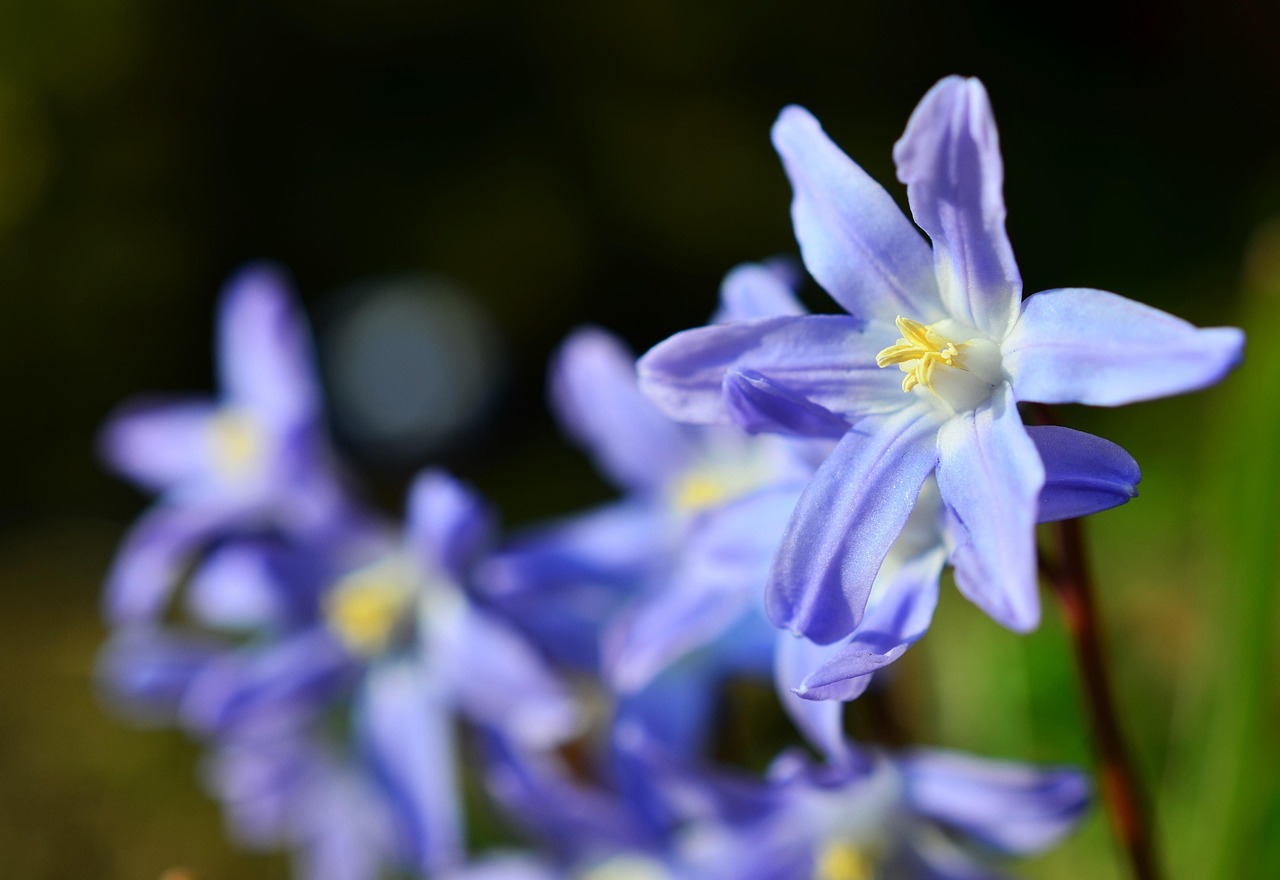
left=99, top=264, right=351, bottom=624
left=682, top=740, right=1089, bottom=880
left=639, top=76, right=1243, bottom=641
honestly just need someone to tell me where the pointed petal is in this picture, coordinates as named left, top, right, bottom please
left=1030, top=425, right=1141, bottom=522
left=103, top=501, right=241, bottom=624
left=796, top=547, right=945, bottom=698
left=894, top=77, right=1022, bottom=337
left=605, top=488, right=794, bottom=692
left=899, top=748, right=1090, bottom=855
left=217, top=263, right=321, bottom=427
left=723, top=368, right=851, bottom=438
left=638, top=315, right=905, bottom=426
left=935, top=385, right=1044, bottom=633
left=431, top=604, right=579, bottom=747
left=357, top=660, right=464, bottom=874
left=181, top=629, right=354, bottom=735
left=767, top=407, right=940, bottom=643
left=406, top=468, right=495, bottom=583
left=96, top=627, right=223, bottom=723
left=775, top=632, right=848, bottom=762
left=98, top=397, right=218, bottom=493
left=1004, top=287, right=1245, bottom=405
left=713, top=260, right=807, bottom=323
left=772, top=105, right=942, bottom=322
left=550, top=326, right=695, bottom=490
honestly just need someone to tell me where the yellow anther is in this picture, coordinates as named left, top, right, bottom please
left=875, top=316, right=964, bottom=394
left=672, top=472, right=730, bottom=513
left=323, top=562, right=414, bottom=656
left=815, top=842, right=874, bottom=880
left=210, top=411, right=263, bottom=478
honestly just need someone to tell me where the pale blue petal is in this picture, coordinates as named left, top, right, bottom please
left=406, top=468, right=495, bottom=583
left=185, top=540, right=289, bottom=630
left=607, top=488, right=798, bottom=692
left=795, top=547, right=945, bottom=699
left=217, top=263, right=322, bottom=427
left=181, top=629, right=353, bottom=735
left=935, top=384, right=1044, bottom=633
left=481, top=731, right=654, bottom=857
left=551, top=326, right=695, bottom=491
left=775, top=631, right=848, bottom=762
left=638, top=315, right=905, bottom=426
left=444, top=855, right=559, bottom=880
left=433, top=605, right=579, bottom=748
left=712, top=260, right=807, bottom=323
left=767, top=407, right=940, bottom=644
left=103, top=501, right=242, bottom=624
left=723, top=368, right=851, bottom=439
left=772, top=105, right=942, bottom=322
left=899, top=748, right=1090, bottom=854
left=96, top=627, right=223, bottom=724
left=357, top=660, right=464, bottom=874
left=893, top=77, right=1022, bottom=337
left=1030, top=426, right=1141, bottom=522
left=1004, top=288, right=1245, bottom=406
left=294, top=763, right=399, bottom=880
left=98, top=397, right=219, bottom=494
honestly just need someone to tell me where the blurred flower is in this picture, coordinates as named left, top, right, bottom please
left=691, top=743, right=1088, bottom=879
left=639, top=76, right=1242, bottom=645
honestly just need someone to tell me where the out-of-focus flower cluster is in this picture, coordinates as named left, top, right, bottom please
left=96, top=76, right=1243, bottom=879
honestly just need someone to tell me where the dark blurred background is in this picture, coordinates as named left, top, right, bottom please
left=2, top=1, right=1279, bottom=877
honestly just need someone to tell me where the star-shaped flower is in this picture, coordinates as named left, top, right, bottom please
left=639, top=76, right=1243, bottom=641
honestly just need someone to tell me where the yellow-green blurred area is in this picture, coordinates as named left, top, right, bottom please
left=2, top=0, right=1279, bottom=877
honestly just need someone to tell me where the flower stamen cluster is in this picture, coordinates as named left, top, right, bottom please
left=875, top=315, right=965, bottom=395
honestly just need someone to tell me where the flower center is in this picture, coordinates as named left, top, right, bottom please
left=210, top=410, right=264, bottom=479
left=875, top=316, right=1002, bottom=413
left=578, top=855, right=669, bottom=880
left=875, top=316, right=967, bottom=394
left=322, top=559, right=416, bottom=657
left=814, top=842, right=874, bottom=880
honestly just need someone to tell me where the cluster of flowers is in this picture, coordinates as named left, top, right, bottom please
left=97, top=77, right=1243, bottom=880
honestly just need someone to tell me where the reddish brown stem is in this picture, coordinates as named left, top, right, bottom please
left=1042, top=516, right=1160, bottom=880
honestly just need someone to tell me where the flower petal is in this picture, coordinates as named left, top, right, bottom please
left=774, top=631, right=848, bottom=762
left=406, top=468, right=495, bottom=583
left=430, top=604, right=579, bottom=748
left=898, top=748, right=1090, bottom=855
left=217, top=263, right=322, bottom=427
left=795, top=546, right=945, bottom=699
left=712, top=260, right=807, bottom=323
left=767, top=406, right=940, bottom=644
left=185, top=540, right=289, bottom=630
left=935, top=384, right=1044, bottom=633
left=1030, top=425, right=1141, bottom=522
left=98, top=397, right=218, bottom=494
left=723, top=368, right=851, bottom=439
left=638, top=315, right=904, bottom=426
left=1004, top=287, right=1245, bottom=406
left=96, top=627, right=224, bottom=723
left=550, top=326, right=695, bottom=491
left=772, top=105, right=942, bottom=322
left=181, top=628, right=354, bottom=735
left=103, top=500, right=242, bottom=624
left=357, top=660, right=464, bottom=874
left=894, top=77, right=1022, bottom=337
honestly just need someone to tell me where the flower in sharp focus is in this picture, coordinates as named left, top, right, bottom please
left=638, top=76, right=1243, bottom=643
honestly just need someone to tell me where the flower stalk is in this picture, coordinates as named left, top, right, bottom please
left=1042, top=515, right=1160, bottom=880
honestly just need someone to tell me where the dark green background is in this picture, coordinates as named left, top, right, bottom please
left=1, top=1, right=1277, bottom=877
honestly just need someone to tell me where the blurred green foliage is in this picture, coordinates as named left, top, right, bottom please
left=1, top=0, right=1278, bottom=877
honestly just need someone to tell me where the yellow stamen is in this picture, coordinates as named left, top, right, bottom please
left=210, top=411, right=263, bottom=478
left=672, top=472, right=730, bottom=513
left=875, top=316, right=964, bottom=394
left=323, top=562, right=414, bottom=656
left=815, top=842, right=874, bottom=880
